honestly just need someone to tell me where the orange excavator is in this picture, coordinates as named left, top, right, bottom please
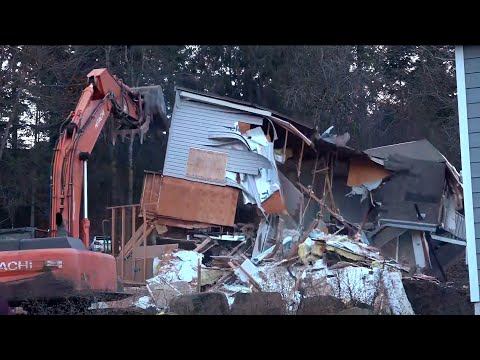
left=0, top=69, right=168, bottom=311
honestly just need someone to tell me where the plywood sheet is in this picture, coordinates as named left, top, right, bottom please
left=347, top=157, right=391, bottom=187
left=156, top=176, right=239, bottom=226
left=186, top=147, right=228, bottom=182
left=134, top=258, right=154, bottom=282
left=262, top=190, right=287, bottom=215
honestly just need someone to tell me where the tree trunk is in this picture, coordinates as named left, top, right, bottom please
left=30, top=183, right=36, bottom=227
left=105, top=45, right=112, bottom=68
left=11, top=123, right=18, bottom=150
left=0, top=88, right=21, bottom=161
left=110, top=145, right=118, bottom=206
left=30, top=110, right=39, bottom=228
left=105, top=46, right=119, bottom=206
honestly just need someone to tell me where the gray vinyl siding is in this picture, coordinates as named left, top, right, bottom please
left=463, top=46, right=480, bottom=272
left=163, top=93, right=269, bottom=185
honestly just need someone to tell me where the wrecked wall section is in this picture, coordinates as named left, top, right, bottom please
left=277, top=134, right=467, bottom=277
left=163, top=93, right=267, bottom=186
left=155, top=88, right=311, bottom=228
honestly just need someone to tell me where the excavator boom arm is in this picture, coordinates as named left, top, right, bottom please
left=50, top=69, right=150, bottom=247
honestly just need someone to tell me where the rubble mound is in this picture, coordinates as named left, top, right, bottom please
left=296, top=295, right=347, bottom=315
left=169, top=292, right=230, bottom=315
left=88, top=307, right=157, bottom=315
left=230, top=292, right=285, bottom=315
left=337, top=307, right=374, bottom=315
left=402, top=277, right=473, bottom=315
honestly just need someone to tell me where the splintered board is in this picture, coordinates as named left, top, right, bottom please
left=141, top=171, right=162, bottom=214
left=156, top=176, right=239, bottom=227
left=186, top=147, right=228, bottom=182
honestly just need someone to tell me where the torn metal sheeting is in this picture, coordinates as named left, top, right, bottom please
left=364, top=139, right=446, bottom=163
left=252, top=218, right=271, bottom=259
left=430, top=234, right=467, bottom=246
left=376, top=219, right=438, bottom=232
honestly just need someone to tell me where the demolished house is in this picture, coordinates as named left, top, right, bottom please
left=102, top=88, right=467, bottom=315
left=312, top=139, right=466, bottom=279
left=140, top=87, right=310, bottom=245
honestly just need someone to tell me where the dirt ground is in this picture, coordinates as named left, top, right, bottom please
left=445, top=256, right=470, bottom=290
left=402, top=256, right=473, bottom=315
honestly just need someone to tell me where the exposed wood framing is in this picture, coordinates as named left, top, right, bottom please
left=194, top=237, right=212, bottom=252
left=111, top=209, right=116, bottom=256
left=143, top=207, right=147, bottom=282
left=312, top=167, right=329, bottom=175
left=297, top=140, right=305, bottom=179
left=228, top=240, right=247, bottom=256
left=324, top=172, right=336, bottom=213
left=297, top=182, right=358, bottom=232
left=132, top=206, right=136, bottom=237
left=228, top=261, right=262, bottom=291
left=283, top=130, right=289, bottom=161
left=121, top=207, right=126, bottom=281
left=107, top=204, right=140, bottom=210
left=289, top=217, right=320, bottom=260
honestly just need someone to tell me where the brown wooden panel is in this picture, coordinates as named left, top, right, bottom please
left=156, top=176, right=239, bottom=226
left=347, top=157, right=391, bottom=187
left=134, top=258, right=154, bottom=282
left=186, top=147, right=228, bottom=182
left=118, top=257, right=134, bottom=282
left=261, top=190, right=287, bottom=215
left=153, top=216, right=212, bottom=229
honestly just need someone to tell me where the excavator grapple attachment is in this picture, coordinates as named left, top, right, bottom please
left=132, top=85, right=170, bottom=132
left=112, top=84, right=170, bottom=145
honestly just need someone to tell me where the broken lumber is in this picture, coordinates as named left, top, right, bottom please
left=228, top=240, right=247, bottom=256
left=297, top=182, right=358, bottom=232
left=194, top=237, right=212, bottom=252
left=197, top=258, right=202, bottom=293
left=200, top=242, right=217, bottom=254
left=228, top=261, right=262, bottom=291
left=288, top=217, right=319, bottom=261
left=210, top=272, right=235, bottom=292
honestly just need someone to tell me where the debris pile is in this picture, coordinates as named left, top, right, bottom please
left=140, top=225, right=415, bottom=315
left=103, top=89, right=469, bottom=315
